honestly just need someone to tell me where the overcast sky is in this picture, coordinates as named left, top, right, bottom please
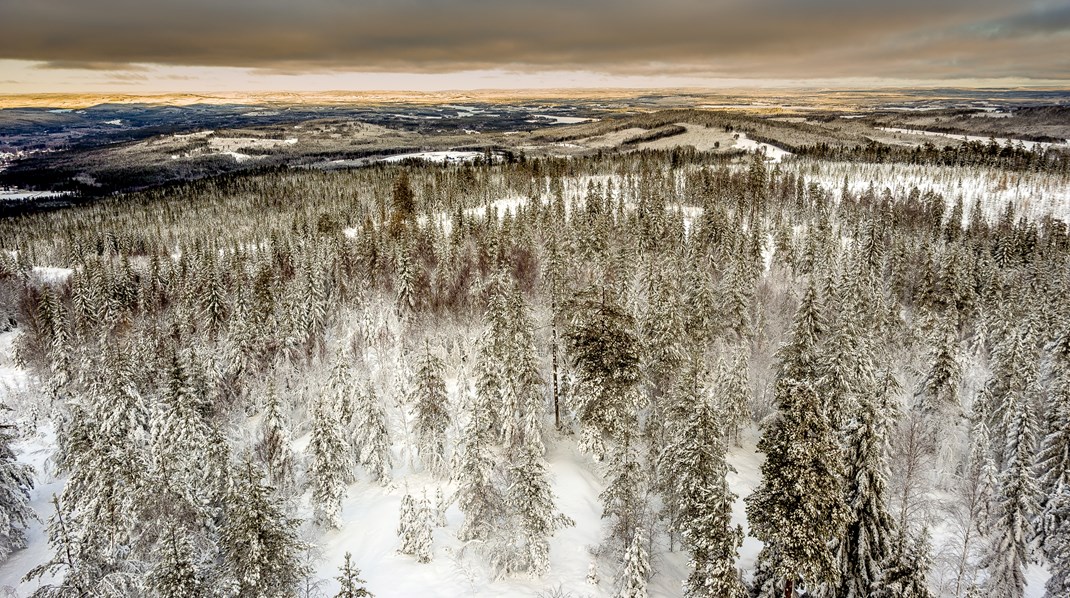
left=1, top=0, right=1067, bottom=93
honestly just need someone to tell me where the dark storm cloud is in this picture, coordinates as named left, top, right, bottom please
left=0, top=0, right=1065, bottom=79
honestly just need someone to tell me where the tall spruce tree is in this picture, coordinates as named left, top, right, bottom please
left=838, top=392, right=898, bottom=598
left=746, top=284, right=847, bottom=597
left=221, top=461, right=306, bottom=598
left=411, top=343, right=450, bottom=477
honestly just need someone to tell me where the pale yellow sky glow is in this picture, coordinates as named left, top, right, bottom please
left=2, top=60, right=1064, bottom=96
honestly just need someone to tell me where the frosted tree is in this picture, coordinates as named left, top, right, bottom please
left=1037, top=359, right=1070, bottom=597
left=981, top=386, right=1039, bottom=598
left=453, top=384, right=503, bottom=543
left=746, top=283, right=847, bottom=596
left=837, top=393, right=898, bottom=598
left=433, top=487, right=448, bottom=527
left=255, top=384, right=297, bottom=497
left=476, top=272, right=545, bottom=451
left=875, top=529, right=935, bottom=598
left=718, top=260, right=752, bottom=341
left=659, top=361, right=745, bottom=598
left=565, top=288, right=642, bottom=459
left=149, top=528, right=203, bottom=598
left=221, top=461, right=307, bottom=598
left=0, top=420, right=34, bottom=561
left=24, top=495, right=137, bottom=598
left=507, top=442, right=571, bottom=577
left=721, top=351, right=751, bottom=446
left=618, top=529, right=650, bottom=598
left=334, top=552, right=373, bottom=597
left=355, top=385, right=392, bottom=485
left=915, top=323, right=961, bottom=416
left=411, top=343, right=450, bottom=477
left=397, top=492, right=432, bottom=563
left=307, top=392, right=350, bottom=529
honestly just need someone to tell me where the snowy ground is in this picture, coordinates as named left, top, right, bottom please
left=876, top=127, right=1070, bottom=150
left=791, top=160, right=1070, bottom=223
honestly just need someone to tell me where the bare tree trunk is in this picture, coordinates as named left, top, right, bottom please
left=784, top=577, right=794, bottom=598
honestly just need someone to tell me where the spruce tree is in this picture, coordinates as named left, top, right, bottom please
left=334, top=552, right=373, bottom=597
left=1037, top=362, right=1070, bottom=586
left=150, top=528, right=203, bottom=598
left=507, top=442, right=571, bottom=576
left=745, top=284, right=847, bottom=596
left=565, top=288, right=641, bottom=458
left=255, top=385, right=296, bottom=497
left=982, top=387, right=1039, bottom=598
left=660, top=360, right=745, bottom=598
left=0, top=420, right=34, bottom=561
left=308, top=392, right=350, bottom=529
left=221, top=462, right=307, bottom=598
left=618, top=529, right=650, bottom=598
left=355, top=385, right=392, bottom=485
left=411, top=343, right=450, bottom=477
left=837, top=393, right=898, bottom=598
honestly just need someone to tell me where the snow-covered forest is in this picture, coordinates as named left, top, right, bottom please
left=0, top=143, right=1069, bottom=598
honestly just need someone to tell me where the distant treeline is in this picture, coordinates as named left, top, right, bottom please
left=792, top=139, right=1070, bottom=173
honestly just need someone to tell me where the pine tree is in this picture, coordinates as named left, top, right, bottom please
left=397, top=492, right=433, bottom=563
left=660, top=361, right=745, bottom=598
left=508, top=442, right=571, bottom=577
left=355, top=385, right=392, bottom=485
left=721, top=351, right=750, bottom=446
left=565, top=288, right=641, bottom=458
left=334, top=552, right=373, bottom=597
left=916, top=323, right=961, bottom=416
left=0, top=420, right=34, bottom=561
left=837, top=393, right=898, bottom=598
left=453, top=383, right=503, bottom=543
left=221, top=461, right=306, bottom=598
left=982, top=387, right=1039, bottom=598
left=745, top=283, right=847, bottom=596
left=255, top=385, right=296, bottom=496
left=618, top=529, right=650, bottom=598
left=1037, top=364, right=1070, bottom=576
left=149, top=528, right=203, bottom=598
left=308, top=392, right=350, bottom=529
left=411, top=343, right=450, bottom=476
left=875, top=529, right=935, bottom=598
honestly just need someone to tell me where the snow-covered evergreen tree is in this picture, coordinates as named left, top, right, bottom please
left=355, top=385, right=392, bottom=485
left=397, top=492, right=433, bottom=563
left=565, top=289, right=642, bottom=458
left=149, top=528, right=203, bottom=598
left=221, top=461, right=306, bottom=598
left=334, top=552, right=373, bottom=597
left=981, top=383, right=1039, bottom=598
left=411, top=343, right=450, bottom=476
left=255, top=384, right=296, bottom=497
left=838, top=392, right=898, bottom=598
left=453, top=382, right=503, bottom=543
left=1037, top=356, right=1070, bottom=596
left=618, top=529, right=650, bottom=598
left=0, top=420, right=34, bottom=561
left=507, top=441, right=571, bottom=577
left=660, top=360, right=745, bottom=598
left=746, top=284, right=847, bottom=595
left=875, top=529, right=935, bottom=598
left=307, top=391, right=350, bottom=529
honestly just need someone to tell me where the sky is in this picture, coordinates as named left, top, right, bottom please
left=0, top=0, right=1068, bottom=93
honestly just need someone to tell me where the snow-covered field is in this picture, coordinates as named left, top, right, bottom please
left=877, top=127, right=1070, bottom=150
left=791, top=160, right=1070, bottom=223
left=380, top=151, right=486, bottom=165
